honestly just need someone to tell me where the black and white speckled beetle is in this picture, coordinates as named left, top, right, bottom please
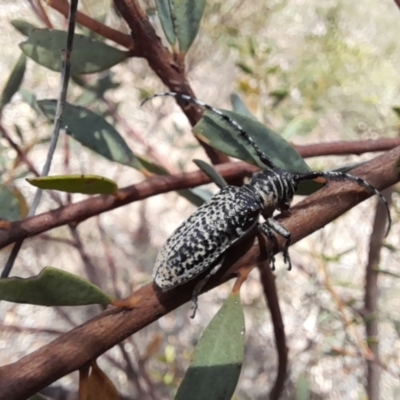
left=143, top=92, right=391, bottom=317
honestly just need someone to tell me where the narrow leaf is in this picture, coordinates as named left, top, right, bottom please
left=173, top=0, right=206, bottom=52
left=27, top=175, right=118, bottom=195
left=193, top=109, right=311, bottom=174
left=393, top=106, right=400, bottom=118
left=193, top=159, right=228, bottom=189
left=0, top=53, right=26, bottom=112
left=178, top=187, right=212, bottom=206
left=38, top=100, right=144, bottom=170
left=175, top=293, right=245, bottom=400
left=230, top=93, right=255, bottom=119
left=137, top=155, right=211, bottom=206
left=11, top=19, right=38, bottom=37
left=0, top=184, right=24, bottom=222
left=20, top=29, right=128, bottom=74
left=0, top=267, right=113, bottom=306
left=155, top=0, right=176, bottom=45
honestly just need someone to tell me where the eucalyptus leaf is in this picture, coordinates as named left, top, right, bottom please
left=230, top=93, right=255, bottom=119
left=11, top=19, right=38, bottom=37
left=193, top=109, right=311, bottom=174
left=193, top=159, right=228, bottom=189
left=38, top=100, right=144, bottom=170
left=172, top=0, right=206, bottom=52
left=20, top=29, right=128, bottom=74
left=0, top=53, right=26, bottom=112
left=178, top=187, right=212, bottom=207
left=27, top=175, right=118, bottom=195
left=155, top=0, right=176, bottom=45
left=0, top=267, right=113, bottom=306
left=175, top=293, right=245, bottom=400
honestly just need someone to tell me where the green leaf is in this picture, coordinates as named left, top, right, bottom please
left=178, top=187, right=212, bottom=207
left=0, top=267, right=113, bottom=306
left=236, top=61, right=254, bottom=75
left=193, top=159, right=228, bottom=189
left=136, top=154, right=211, bottom=206
left=20, top=29, right=128, bottom=74
left=230, top=93, right=255, bottom=119
left=27, top=175, right=118, bottom=195
left=0, top=184, right=23, bottom=222
left=38, top=100, right=144, bottom=170
left=0, top=53, right=26, bottom=112
left=11, top=19, right=38, bottom=37
left=175, top=293, right=245, bottom=400
left=193, top=109, right=319, bottom=196
left=296, top=373, right=311, bottom=400
left=193, top=109, right=311, bottom=174
left=19, top=88, right=42, bottom=115
left=155, top=0, right=176, bottom=45
left=172, top=0, right=206, bottom=52
left=393, top=106, right=400, bottom=119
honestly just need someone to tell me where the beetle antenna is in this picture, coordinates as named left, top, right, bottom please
left=142, top=92, right=276, bottom=170
left=297, top=171, right=391, bottom=236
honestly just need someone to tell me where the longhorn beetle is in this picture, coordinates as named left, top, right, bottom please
left=142, top=92, right=391, bottom=318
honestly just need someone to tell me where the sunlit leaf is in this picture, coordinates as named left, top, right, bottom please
left=0, top=53, right=26, bottom=112
left=38, top=100, right=144, bottom=170
left=173, top=0, right=206, bottom=52
left=20, top=29, right=128, bottom=74
left=155, top=0, right=176, bottom=45
left=0, top=267, right=113, bottom=306
left=175, top=293, right=245, bottom=400
left=193, top=159, right=228, bottom=189
left=27, top=175, right=118, bottom=195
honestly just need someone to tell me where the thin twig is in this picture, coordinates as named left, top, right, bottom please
left=0, top=161, right=258, bottom=249
left=46, top=0, right=134, bottom=49
left=364, top=187, right=393, bottom=400
left=1, top=0, right=78, bottom=278
left=294, top=137, right=400, bottom=158
left=257, top=235, right=288, bottom=400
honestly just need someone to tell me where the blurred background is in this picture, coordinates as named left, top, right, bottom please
left=0, top=0, right=400, bottom=398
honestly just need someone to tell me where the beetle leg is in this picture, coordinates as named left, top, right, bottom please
left=258, top=224, right=276, bottom=270
left=260, top=218, right=292, bottom=271
left=190, top=255, right=225, bottom=319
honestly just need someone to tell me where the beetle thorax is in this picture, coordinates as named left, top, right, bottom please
left=248, top=168, right=298, bottom=210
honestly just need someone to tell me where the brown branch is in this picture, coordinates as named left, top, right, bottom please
left=294, top=137, right=400, bottom=158
left=0, top=161, right=257, bottom=249
left=46, top=0, right=134, bottom=49
left=112, top=0, right=229, bottom=164
left=0, top=147, right=399, bottom=400
left=364, top=187, right=393, bottom=400
left=257, top=241, right=288, bottom=400
left=1, top=137, right=399, bottom=250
